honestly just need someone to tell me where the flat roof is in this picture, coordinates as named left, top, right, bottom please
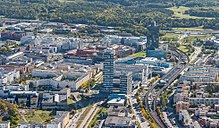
left=105, top=116, right=132, bottom=126
left=107, top=98, right=125, bottom=105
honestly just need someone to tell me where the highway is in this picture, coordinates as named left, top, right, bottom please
left=145, top=46, right=190, bottom=128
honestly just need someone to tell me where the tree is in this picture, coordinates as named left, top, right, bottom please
left=0, top=47, right=7, bottom=51
left=0, top=102, right=7, bottom=112
left=150, top=122, right=155, bottom=128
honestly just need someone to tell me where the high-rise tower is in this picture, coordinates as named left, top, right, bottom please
left=102, top=48, right=115, bottom=93
left=146, top=21, right=159, bottom=54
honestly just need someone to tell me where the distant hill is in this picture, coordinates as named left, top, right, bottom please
left=0, top=0, right=219, bottom=35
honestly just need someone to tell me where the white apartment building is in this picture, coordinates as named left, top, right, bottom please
left=189, top=98, right=219, bottom=105
left=0, top=69, right=20, bottom=85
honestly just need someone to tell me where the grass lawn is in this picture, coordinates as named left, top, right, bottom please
left=131, top=52, right=146, bottom=58
left=78, top=108, right=82, bottom=112
left=153, top=122, right=160, bottom=128
left=172, top=26, right=204, bottom=31
left=24, top=110, right=54, bottom=123
left=68, top=97, right=75, bottom=105
left=178, top=45, right=189, bottom=53
left=167, top=6, right=212, bottom=19
left=181, top=35, right=212, bottom=44
left=160, top=33, right=181, bottom=41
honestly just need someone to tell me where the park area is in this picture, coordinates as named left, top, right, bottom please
left=21, top=109, right=54, bottom=123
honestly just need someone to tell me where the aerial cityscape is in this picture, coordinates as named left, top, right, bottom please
left=0, top=0, right=219, bottom=128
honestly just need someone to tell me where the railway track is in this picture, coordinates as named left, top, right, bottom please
left=145, top=46, right=190, bottom=128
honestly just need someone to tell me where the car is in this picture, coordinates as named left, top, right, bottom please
left=170, top=119, right=176, bottom=125
left=141, top=118, right=145, bottom=122
left=160, top=80, right=167, bottom=84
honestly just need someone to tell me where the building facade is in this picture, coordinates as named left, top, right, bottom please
left=146, top=21, right=159, bottom=55
left=120, top=72, right=132, bottom=95
left=102, top=48, right=115, bottom=93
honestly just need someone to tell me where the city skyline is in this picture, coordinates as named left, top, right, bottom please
left=0, top=0, right=219, bottom=128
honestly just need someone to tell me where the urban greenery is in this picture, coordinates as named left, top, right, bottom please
left=88, top=108, right=107, bottom=128
left=79, top=80, right=96, bottom=92
left=206, top=85, right=219, bottom=95
left=131, top=52, right=146, bottom=58
left=0, top=99, right=20, bottom=126
left=24, top=110, right=54, bottom=123
left=160, top=92, right=168, bottom=110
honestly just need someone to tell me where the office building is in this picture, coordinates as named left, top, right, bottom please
left=102, top=48, right=115, bottom=93
left=120, top=72, right=132, bottom=95
left=146, top=21, right=159, bottom=55
left=115, top=64, right=149, bottom=83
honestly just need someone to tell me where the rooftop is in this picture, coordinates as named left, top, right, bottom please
left=50, top=111, right=69, bottom=124
left=105, top=116, right=134, bottom=126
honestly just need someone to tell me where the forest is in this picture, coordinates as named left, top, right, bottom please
left=0, top=0, right=219, bottom=35
left=186, top=8, right=219, bottom=18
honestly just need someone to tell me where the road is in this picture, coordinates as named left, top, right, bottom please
left=19, top=110, right=28, bottom=122
left=145, top=46, right=190, bottom=128
left=178, top=34, right=188, bottom=44
left=190, top=46, right=202, bottom=63
left=162, top=112, right=174, bottom=128
left=162, top=86, right=177, bottom=128
left=128, top=78, right=152, bottom=128
left=129, top=97, right=150, bottom=128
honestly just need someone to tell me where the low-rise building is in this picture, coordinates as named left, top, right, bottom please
left=17, top=122, right=44, bottom=128
left=7, top=91, right=38, bottom=108
left=179, top=110, right=192, bottom=127
left=115, top=64, right=149, bottom=82
left=180, top=66, right=219, bottom=83
left=46, top=111, right=69, bottom=128
left=0, top=84, right=29, bottom=97
left=40, top=88, right=70, bottom=110
left=1, top=31, right=26, bottom=41
left=107, top=94, right=127, bottom=107
left=30, top=63, right=94, bottom=90
left=199, top=116, right=219, bottom=128
left=0, top=69, right=20, bottom=85
left=104, top=116, right=136, bottom=128
left=0, top=55, right=7, bottom=65
left=0, top=122, right=10, bottom=128
left=189, top=98, right=219, bottom=105
left=29, top=73, right=90, bottom=91
left=176, top=101, right=189, bottom=112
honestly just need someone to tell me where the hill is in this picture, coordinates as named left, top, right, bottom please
left=0, top=0, right=219, bottom=35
